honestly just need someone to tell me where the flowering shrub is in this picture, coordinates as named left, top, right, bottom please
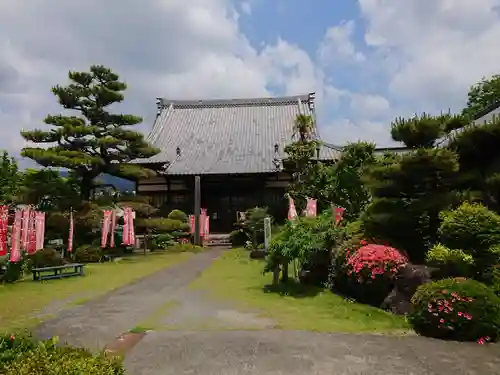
left=410, top=278, right=500, bottom=343
left=331, top=240, right=407, bottom=305
left=346, top=243, right=408, bottom=282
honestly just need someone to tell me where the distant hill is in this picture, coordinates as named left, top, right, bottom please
left=59, top=171, right=134, bottom=192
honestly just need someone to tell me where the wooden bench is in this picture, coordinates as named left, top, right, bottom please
left=32, top=263, right=85, bottom=281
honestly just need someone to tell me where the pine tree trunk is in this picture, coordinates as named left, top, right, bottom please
left=281, top=262, right=289, bottom=283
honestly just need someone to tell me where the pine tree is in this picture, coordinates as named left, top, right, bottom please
left=0, top=151, right=21, bottom=204
left=21, top=65, right=160, bottom=201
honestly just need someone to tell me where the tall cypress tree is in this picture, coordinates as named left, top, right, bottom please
left=21, top=65, right=160, bottom=201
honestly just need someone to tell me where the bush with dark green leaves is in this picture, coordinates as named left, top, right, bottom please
left=425, top=243, right=475, bottom=278
left=151, top=233, right=176, bottom=250
left=0, top=335, right=124, bottom=375
left=139, top=218, right=189, bottom=234
left=74, top=245, right=103, bottom=263
left=229, top=229, right=247, bottom=247
left=167, top=209, right=188, bottom=223
left=409, top=278, right=500, bottom=342
left=27, top=248, right=66, bottom=269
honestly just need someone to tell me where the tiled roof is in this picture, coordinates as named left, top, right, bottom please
left=135, top=94, right=340, bottom=175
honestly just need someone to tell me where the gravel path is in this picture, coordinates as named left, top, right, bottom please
left=35, top=249, right=226, bottom=351
left=33, top=249, right=500, bottom=374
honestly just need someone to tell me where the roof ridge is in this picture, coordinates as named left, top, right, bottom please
left=157, top=94, right=313, bottom=108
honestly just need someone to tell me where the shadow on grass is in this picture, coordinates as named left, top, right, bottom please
left=262, top=280, right=323, bottom=298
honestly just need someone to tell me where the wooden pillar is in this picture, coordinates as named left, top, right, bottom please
left=194, top=175, right=201, bottom=246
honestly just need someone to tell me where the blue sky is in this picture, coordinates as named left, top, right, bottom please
left=1, top=0, right=500, bottom=160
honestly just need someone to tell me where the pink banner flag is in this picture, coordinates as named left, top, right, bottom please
left=122, top=208, right=129, bottom=245
left=101, top=210, right=112, bottom=248
left=333, top=205, right=345, bottom=225
left=109, top=211, right=116, bottom=248
left=35, top=212, right=45, bottom=251
left=10, top=210, right=22, bottom=262
left=27, top=209, right=37, bottom=254
left=20, top=207, right=30, bottom=250
left=288, top=196, right=297, bottom=221
left=0, top=206, right=8, bottom=256
left=68, top=211, right=74, bottom=253
left=200, top=209, right=207, bottom=237
left=305, top=198, right=317, bottom=217
left=127, top=209, right=135, bottom=246
left=188, top=215, right=194, bottom=234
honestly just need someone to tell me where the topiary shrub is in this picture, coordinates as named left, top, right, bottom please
left=425, top=243, right=475, bottom=278
left=27, top=248, right=66, bottom=269
left=335, top=242, right=408, bottom=306
left=139, top=218, right=189, bottom=234
left=439, top=202, right=500, bottom=257
left=74, top=245, right=103, bottom=263
left=167, top=209, right=188, bottom=223
left=409, top=278, right=500, bottom=343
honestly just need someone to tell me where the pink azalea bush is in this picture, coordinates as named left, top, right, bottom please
left=410, top=278, right=500, bottom=343
left=332, top=241, right=408, bottom=305
left=346, top=243, right=408, bottom=283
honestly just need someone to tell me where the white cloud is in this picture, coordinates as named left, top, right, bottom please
left=358, top=0, right=500, bottom=113
left=240, top=1, right=252, bottom=15
left=0, top=0, right=326, bottom=164
left=319, top=20, right=365, bottom=64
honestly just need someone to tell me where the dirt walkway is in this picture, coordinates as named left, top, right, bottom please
left=34, top=249, right=500, bottom=374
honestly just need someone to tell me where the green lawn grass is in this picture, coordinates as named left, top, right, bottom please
left=191, top=248, right=410, bottom=333
left=0, top=251, right=193, bottom=333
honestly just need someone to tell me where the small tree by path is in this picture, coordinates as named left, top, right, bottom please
left=21, top=65, right=160, bottom=201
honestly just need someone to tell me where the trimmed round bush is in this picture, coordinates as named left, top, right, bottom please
left=425, top=243, right=474, bottom=278
left=229, top=229, right=247, bottom=246
left=74, top=245, right=103, bottom=263
left=439, top=202, right=500, bottom=256
left=167, top=209, right=188, bottom=223
left=410, top=278, right=500, bottom=343
left=151, top=233, right=176, bottom=250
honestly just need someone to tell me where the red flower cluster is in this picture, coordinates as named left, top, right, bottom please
left=346, top=242, right=407, bottom=282
left=427, top=290, right=490, bottom=344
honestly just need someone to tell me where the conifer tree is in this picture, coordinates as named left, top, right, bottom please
left=21, top=65, right=160, bottom=201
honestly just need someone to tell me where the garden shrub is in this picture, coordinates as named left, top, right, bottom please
left=1, top=340, right=124, bottom=374
left=74, top=245, right=103, bottom=263
left=27, top=248, right=66, bottom=269
left=333, top=242, right=408, bottom=306
left=439, top=202, right=500, bottom=256
left=425, top=243, right=475, bottom=278
left=410, top=278, right=500, bottom=343
left=139, top=218, right=189, bottom=234
left=0, top=333, right=37, bottom=367
left=229, top=229, right=247, bottom=247
left=167, top=209, right=188, bottom=223
left=166, top=243, right=203, bottom=253
left=151, top=233, right=176, bottom=250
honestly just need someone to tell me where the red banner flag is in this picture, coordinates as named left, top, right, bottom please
left=35, top=212, right=45, bottom=251
left=10, top=210, right=22, bottom=262
left=68, top=211, right=74, bottom=253
left=288, top=196, right=297, bottom=221
left=101, top=210, right=112, bottom=248
left=333, top=205, right=345, bottom=225
left=0, top=206, right=8, bottom=256
left=109, top=211, right=116, bottom=248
